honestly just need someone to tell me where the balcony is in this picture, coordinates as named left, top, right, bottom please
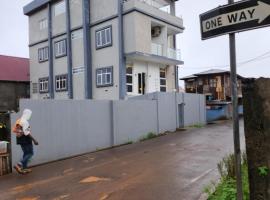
left=151, top=43, right=181, bottom=61
left=123, top=0, right=183, bottom=31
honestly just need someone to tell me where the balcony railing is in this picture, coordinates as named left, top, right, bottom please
left=151, top=43, right=163, bottom=56
left=151, top=43, right=181, bottom=61
left=167, top=48, right=181, bottom=60
left=123, top=0, right=171, bottom=14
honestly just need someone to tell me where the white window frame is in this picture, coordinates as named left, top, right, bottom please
left=39, top=18, right=48, bottom=30
left=55, top=74, right=68, bottom=92
left=54, top=1, right=66, bottom=16
left=96, top=67, right=113, bottom=87
left=55, top=39, right=67, bottom=58
left=39, top=77, right=49, bottom=93
left=160, top=68, right=166, bottom=92
left=126, top=67, right=133, bottom=93
left=96, top=26, right=112, bottom=49
left=38, top=47, right=49, bottom=62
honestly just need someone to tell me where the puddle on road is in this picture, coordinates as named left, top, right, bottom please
left=80, top=176, right=111, bottom=183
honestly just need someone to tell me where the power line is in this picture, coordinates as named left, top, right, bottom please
left=185, top=50, right=270, bottom=70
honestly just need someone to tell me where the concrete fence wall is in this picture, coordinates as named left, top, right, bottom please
left=11, top=92, right=206, bottom=166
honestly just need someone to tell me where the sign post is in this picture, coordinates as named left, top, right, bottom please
left=228, top=1, right=243, bottom=199
left=200, top=0, right=270, bottom=199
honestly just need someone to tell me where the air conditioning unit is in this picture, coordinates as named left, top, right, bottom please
left=151, top=26, right=161, bottom=37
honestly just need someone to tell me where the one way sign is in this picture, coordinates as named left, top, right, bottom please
left=200, top=0, right=270, bottom=40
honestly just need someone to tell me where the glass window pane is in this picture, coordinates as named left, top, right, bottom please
left=160, top=71, right=166, bottom=78
left=160, top=79, right=166, bottom=86
left=106, top=74, right=111, bottom=84
left=126, top=76, right=132, bottom=84
left=101, top=30, right=106, bottom=45
left=127, top=85, right=133, bottom=92
left=160, top=87, right=166, bottom=92
left=126, top=67, right=132, bottom=74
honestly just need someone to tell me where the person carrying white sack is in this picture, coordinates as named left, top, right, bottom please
left=12, top=109, right=39, bottom=174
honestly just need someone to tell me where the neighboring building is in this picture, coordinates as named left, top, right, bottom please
left=0, top=55, right=30, bottom=112
left=23, top=0, right=184, bottom=100
left=180, top=69, right=245, bottom=101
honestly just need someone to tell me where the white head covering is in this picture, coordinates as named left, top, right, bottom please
left=20, top=109, right=32, bottom=136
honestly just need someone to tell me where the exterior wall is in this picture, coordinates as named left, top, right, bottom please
left=166, top=65, right=175, bottom=92
left=113, top=100, right=158, bottom=145
left=70, top=0, right=83, bottom=29
left=11, top=92, right=205, bottom=166
left=71, top=28, right=85, bottom=99
left=30, top=41, right=50, bottom=99
left=53, top=35, right=69, bottom=99
left=91, top=19, right=120, bottom=100
left=0, top=81, right=29, bottom=112
left=90, top=0, right=118, bottom=23
left=52, top=0, right=66, bottom=36
left=29, top=7, right=48, bottom=44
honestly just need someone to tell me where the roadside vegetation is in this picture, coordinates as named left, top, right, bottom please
left=189, top=123, right=204, bottom=128
left=140, top=132, right=157, bottom=141
left=204, top=153, right=250, bottom=200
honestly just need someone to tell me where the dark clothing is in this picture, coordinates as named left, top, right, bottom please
left=16, top=135, right=32, bottom=145
left=20, top=143, right=33, bottom=169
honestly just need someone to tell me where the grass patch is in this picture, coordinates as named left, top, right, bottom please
left=189, top=123, right=204, bottom=128
left=206, top=153, right=250, bottom=200
left=140, top=132, right=157, bottom=142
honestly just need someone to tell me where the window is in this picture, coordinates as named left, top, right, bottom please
left=39, top=18, right=48, bottom=30
left=198, top=78, right=203, bottom=86
left=55, top=74, right=68, bottom=91
left=55, top=39, right=66, bottom=58
left=39, top=77, right=49, bottom=93
left=54, top=1, right=66, bottom=16
left=96, top=67, right=113, bottom=87
left=160, top=68, right=166, bottom=92
left=96, top=26, right=112, bottom=49
left=38, top=47, right=49, bottom=62
left=32, top=83, right=38, bottom=94
left=210, top=79, right=217, bottom=87
left=126, top=67, right=133, bottom=93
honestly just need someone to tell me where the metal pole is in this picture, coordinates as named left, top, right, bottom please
left=228, top=1, right=243, bottom=199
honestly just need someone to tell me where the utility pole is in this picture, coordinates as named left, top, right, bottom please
left=228, top=0, right=243, bottom=199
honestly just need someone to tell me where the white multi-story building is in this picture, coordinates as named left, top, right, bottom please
left=24, top=0, right=184, bottom=100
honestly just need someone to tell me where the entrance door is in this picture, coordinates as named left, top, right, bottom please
left=178, top=104, right=184, bottom=128
left=138, top=72, right=146, bottom=95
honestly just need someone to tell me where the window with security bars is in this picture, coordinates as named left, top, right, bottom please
left=96, top=67, right=113, bottom=87
left=55, top=39, right=67, bottom=58
left=160, top=68, right=166, bottom=92
left=39, top=78, right=49, bottom=93
left=126, top=67, right=133, bottom=93
left=38, top=47, right=49, bottom=62
left=96, top=26, right=112, bottom=49
left=55, top=74, right=68, bottom=91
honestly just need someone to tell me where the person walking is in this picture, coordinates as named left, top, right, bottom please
left=12, top=109, right=38, bottom=174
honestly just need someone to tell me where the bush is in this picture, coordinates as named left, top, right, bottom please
left=206, top=153, right=249, bottom=200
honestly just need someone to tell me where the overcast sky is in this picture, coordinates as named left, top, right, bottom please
left=0, top=0, right=269, bottom=87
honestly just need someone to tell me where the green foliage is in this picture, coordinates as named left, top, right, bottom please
left=207, top=153, right=250, bottom=200
left=140, top=132, right=157, bottom=141
left=258, top=166, right=269, bottom=177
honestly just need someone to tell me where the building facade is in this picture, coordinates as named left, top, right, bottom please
left=24, top=0, right=184, bottom=100
left=0, top=55, right=30, bottom=112
left=180, top=69, right=244, bottom=101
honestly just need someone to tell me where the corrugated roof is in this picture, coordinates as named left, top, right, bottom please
left=194, top=69, right=229, bottom=76
left=0, top=55, right=30, bottom=82
left=180, top=75, right=198, bottom=80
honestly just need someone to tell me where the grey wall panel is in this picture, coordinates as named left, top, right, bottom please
left=113, top=100, right=158, bottom=145
left=11, top=99, right=112, bottom=166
